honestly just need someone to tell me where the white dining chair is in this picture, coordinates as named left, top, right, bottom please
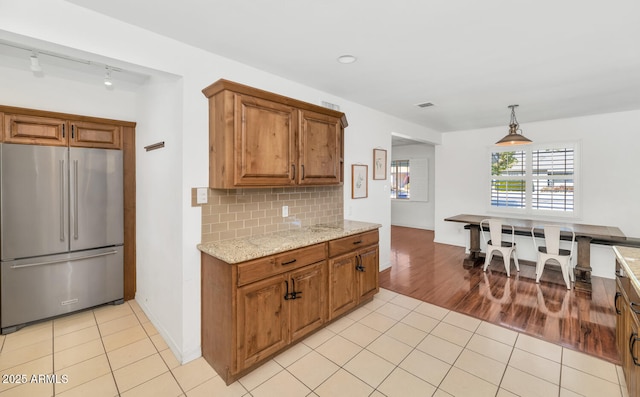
left=480, top=218, right=520, bottom=277
left=531, top=225, right=575, bottom=289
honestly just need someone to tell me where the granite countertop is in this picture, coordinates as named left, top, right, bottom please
left=613, top=246, right=640, bottom=295
left=198, top=219, right=382, bottom=264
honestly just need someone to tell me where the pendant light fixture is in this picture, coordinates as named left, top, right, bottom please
left=495, top=104, right=532, bottom=146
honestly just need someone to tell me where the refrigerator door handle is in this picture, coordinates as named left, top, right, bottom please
left=73, top=159, right=79, bottom=240
left=9, top=250, right=119, bottom=269
left=60, top=159, right=65, bottom=242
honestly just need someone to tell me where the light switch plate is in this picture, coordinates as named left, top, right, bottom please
left=282, top=205, right=289, bottom=217
left=196, top=188, right=208, bottom=204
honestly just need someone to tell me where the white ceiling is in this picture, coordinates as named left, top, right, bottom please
left=66, top=0, right=640, bottom=133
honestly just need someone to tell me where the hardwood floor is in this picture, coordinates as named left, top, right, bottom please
left=380, top=226, right=620, bottom=364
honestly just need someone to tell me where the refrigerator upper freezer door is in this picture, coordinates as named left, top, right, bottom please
left=1, top=246, right=124, bottom=331
left=69, top=148, right=123, bottom=252
left=1, top=144, right=69, bottom=260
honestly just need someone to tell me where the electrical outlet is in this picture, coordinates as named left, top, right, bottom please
left=196, top=188, right=208, bottom=204
left=282, top=205, right=289, bottom=217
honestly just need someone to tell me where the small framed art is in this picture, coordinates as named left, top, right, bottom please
left=351, top=164, right=368, bottom=199
left=373, top=148, right=387, bottom=180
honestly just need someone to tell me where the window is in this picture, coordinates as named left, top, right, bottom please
left=490, top=143, right=578, bottom=216
left=390, top=160, right=410, bottom=199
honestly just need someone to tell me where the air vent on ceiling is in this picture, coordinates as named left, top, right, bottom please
left=321, top=101, right=340, bottom=111
left=416, top=102, right=435, bottom=108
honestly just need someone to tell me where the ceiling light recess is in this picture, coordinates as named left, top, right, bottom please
left=337, top=55, right=357, bottom=64
left=495, top=105, right=532, bottom=146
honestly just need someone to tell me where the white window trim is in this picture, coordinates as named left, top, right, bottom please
left=487, top=140, right=582, bottom=220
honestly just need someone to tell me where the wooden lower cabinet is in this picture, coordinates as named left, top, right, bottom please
left=236, top=261, right=326, bottom=372
left=201, top=229, right=379, bottom=384
left=615, top=259, right=640, bottom=397
left=328, top=231, right=380, bottom=320
left=328, top=254, right=358, bottom=319
left=237, top=273, right=289, bottom=370
left=289, top=262, right=326, bottom=342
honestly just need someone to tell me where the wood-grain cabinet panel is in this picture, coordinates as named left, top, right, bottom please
left=328, top=232, right=379, bottom=320
left=237, top=273, right=289, bottom=370
left=201, top=229, right=379, bottom=384
left=70, top=121, right=121, bottom=149
left=3, top=113, right=67, bottom=146
left=237, top=243, right=325, bottom=286
left=615, top=259, right=640, bottom=397
left=202, top=79, right=347, bottom=188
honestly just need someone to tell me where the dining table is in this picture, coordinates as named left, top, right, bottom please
left=445, top=214, right=628, bottom=292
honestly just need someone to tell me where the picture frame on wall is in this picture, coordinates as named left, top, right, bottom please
left=351, top=164, right=368, bottom=199
left=373, top=148, right=387, bottom=180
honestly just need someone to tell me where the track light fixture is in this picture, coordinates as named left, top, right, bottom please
left=29, top=52, right=42, bottom=73
left=104, top=67, right=113, bottom=87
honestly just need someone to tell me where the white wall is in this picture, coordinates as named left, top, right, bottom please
left=391, top=143, right=436, bottom=230
left=0, top=0, right=439, bottom=362
left=134, top=74, right=185, bottom=357
left=434, top=109, right=640, bottom=278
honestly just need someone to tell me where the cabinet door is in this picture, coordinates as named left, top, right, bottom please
left=615, top=281, right=627, bottom=365
left=357, top=245, right=379, bottom=302
left=3, top=113, right=67, bottom=146
left=289, top=261, right=327, bottom=342
left=298, top=110, right=341, bottom=185
left=627, top=292, right=640, bottom=397
left=629, top=311, right=640, bottom=397
left=328, top=253, right=357, bottom=319
left=237, top=274, right=288, bottom=370
left=234, top=94, right=296, bottom=186
left=70, top=121, right=122, bottom=149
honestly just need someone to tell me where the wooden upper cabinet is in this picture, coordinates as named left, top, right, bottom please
left=3, top=113, right=67, bottom=146
left=298, top=109, right=342, bottom=185
left=202, top=79, right=347, bottom=188
left=235, top=94, right=296, bottom=186
left=70, top=121, right=121, bottom=149
left=0, top=106, right=126, bottom=150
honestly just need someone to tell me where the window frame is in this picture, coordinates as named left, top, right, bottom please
left=390, top=159, right=411, bottom=200
left=488, top=141, right=581, bottom=219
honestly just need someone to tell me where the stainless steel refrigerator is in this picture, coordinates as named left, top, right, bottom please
left=0, top=143, right=124, bottom=334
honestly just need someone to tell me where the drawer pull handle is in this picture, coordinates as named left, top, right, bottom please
left=290, top=278, right=302, bottom=300
left=10, top=250, right=118, bottom=269
left=630, top=332, right=640, bottom=366
left=284, top=280, right=291, bottom=300
left=281, top=259, right=297, bottom=266
left=631, top=301, right=640, bottom=315
left=615, top=292, right=622, bottom=315
left=353, top=240, right=363, bottom=245
left=284, top=279, right=302, bottom=300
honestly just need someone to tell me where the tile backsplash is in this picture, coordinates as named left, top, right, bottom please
left=194, top=186, right=344, bottom=243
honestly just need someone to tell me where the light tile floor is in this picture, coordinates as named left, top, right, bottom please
left=0, top=289, right=628, bottom=397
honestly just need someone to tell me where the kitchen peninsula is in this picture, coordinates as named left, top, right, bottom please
left=199, top=220, right=381, bottom=384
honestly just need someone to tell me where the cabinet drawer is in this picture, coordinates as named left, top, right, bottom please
left=4, top=113, right=67, bottom=146
left=70, top=121, right=122, bottom=149
left=329, top=230, right=379, bottom=258
left=237, top=243, right=325, bottom=286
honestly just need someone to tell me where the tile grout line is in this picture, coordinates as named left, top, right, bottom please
left=129, top=301, right=232, bottom=396
left=92, top=307, right=122, bottom=397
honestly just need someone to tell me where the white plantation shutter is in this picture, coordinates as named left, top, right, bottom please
left=532, top=148, right=574, bottom=211
left=490, top=143, right=578, bottom=217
